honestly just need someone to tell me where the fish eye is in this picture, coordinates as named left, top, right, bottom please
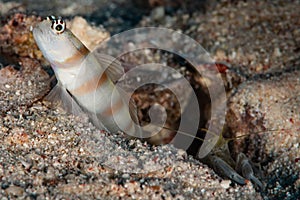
left=51, top=18, right=66, bottom=34
left=55, top=24, right=63, bottom=31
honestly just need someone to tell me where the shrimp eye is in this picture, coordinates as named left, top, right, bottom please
left=51, top=18, right=66, bottom=34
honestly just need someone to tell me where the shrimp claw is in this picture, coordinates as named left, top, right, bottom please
left=236, top=153, right=264, bottom=189
left=204, top=155, right=248, bottom=185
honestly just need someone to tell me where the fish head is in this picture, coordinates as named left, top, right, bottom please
left=33, top=16, right=82, bottom=65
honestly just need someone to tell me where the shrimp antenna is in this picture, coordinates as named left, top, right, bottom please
left=159, top=125, right=288, bottom=143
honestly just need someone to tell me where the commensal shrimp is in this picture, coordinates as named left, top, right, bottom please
left=164, top=126, right=265, bottom=189
left=33, top=16, right=265, bottom=189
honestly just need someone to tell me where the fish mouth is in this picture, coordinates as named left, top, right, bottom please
left=32, top=25, right=46, bottom=44
left=33, top=25, right=43, bottom=35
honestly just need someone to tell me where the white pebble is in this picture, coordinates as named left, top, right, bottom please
left=220, top=180, right=231, bottom=189
left=171, top=72, right=182, bottom=79
left=122, top=173, right=130, bottom=179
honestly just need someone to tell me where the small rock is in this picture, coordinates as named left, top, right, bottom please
left=151, top=6, right=165, bottom=21
left=5, top=185, right=24, bottom=197
left=122, top=173, right=130, bottom=179
left=67, top=16, right=110, bottom=51
left=20, top=158, right=32, bottom=170
left=220, top=180, right=231, bottom=189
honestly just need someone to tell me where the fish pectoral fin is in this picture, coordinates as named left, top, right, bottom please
left=96, top=53, right=124, bottom=83
left=88, top=112, right=108, bottom=131
left=44, top=83, right=85, bottom=117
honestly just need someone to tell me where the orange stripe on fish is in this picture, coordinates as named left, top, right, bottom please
left=102, top=98, right=124, bottom=116
left=62, top=44, right=89, bottom=65
left=70, top=73, right=108, bottom=95
left=124, top=120, right=135, bottom=133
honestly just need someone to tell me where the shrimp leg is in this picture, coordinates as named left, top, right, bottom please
left=200, top=152, right=264, bottom=188
left=235, top=153, right=264, bottom=189
left=204, top=155, right=248, bottom=185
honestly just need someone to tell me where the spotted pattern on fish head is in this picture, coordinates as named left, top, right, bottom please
left=46, top=16, right=66, bottom=34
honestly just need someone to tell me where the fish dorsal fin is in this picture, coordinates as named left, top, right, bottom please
left=115, top=86, right=151, bottom=138
left=95, top=53, right=124, bottom=83
left=115, top=86, right=140, bottom=125
left=44, top=81, right=84, bottom=117
left=128, top=97, right=140, bottom=126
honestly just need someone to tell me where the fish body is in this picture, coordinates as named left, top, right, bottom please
left=33, top=16, right=139, bottom=136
